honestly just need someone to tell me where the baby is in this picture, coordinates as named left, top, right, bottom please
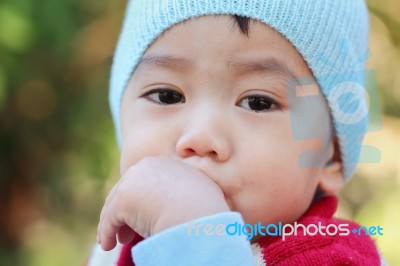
left=93, top=0, right=382, bottom=265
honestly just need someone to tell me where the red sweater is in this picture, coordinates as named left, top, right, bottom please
left=116, top=196, right=380, bottom=265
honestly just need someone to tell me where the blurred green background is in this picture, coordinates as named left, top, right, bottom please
left=0, top=0, right=399, bottom=265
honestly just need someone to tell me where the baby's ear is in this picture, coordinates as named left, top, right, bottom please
left=319, top=137, right=344, bottom=195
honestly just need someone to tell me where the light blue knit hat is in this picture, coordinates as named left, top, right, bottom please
left=109, top=0, right=370, bottom=181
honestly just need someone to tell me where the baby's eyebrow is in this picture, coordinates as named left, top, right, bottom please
left=136, top=55, right=299, bottom=82
left=228, top=58, right=299, bottom=81
left=136, top=55, right=192, bottom=70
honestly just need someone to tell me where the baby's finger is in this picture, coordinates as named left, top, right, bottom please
left=98, top=198, right=126, bottom=251
left=97, top=204, right=108, bottom=244
left=97, top=182, right=122, bottom=245
left=98, top=212, right=123, bottom=251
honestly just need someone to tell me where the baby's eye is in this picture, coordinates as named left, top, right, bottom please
left=237, top=95, right=281, bottom=112
left=142, top=89, right=185, bottom=105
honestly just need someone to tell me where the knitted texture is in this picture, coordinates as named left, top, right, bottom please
left=117, top=235, right=143, bottom=266
left=116, top=196, right=381, bottom=265
left=258, top=196, right=380, bottom=265
left=109, top=0, right=370, bottom=180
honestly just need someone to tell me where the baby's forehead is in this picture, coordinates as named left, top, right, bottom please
left=135, top=15, right=313, bottom=81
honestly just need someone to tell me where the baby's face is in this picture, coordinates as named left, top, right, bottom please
left=120, top=15, right=335, bottom=230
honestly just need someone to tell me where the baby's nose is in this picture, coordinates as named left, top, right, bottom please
left=175, top=112, right=232, bottom=162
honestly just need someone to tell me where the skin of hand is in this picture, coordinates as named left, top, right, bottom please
left=97, top=156, right=230, bottom=251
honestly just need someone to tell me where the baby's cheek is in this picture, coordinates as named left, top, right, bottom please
left=276, top=175, right=320, bottom=222
left=235, top=168, right=313, bottom=226
left=120, top=147, right=138, bottom=175
left=119, top=141, right=159, bottom=175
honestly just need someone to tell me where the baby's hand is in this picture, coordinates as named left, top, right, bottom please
left=97, top=156, right=230, bottom=251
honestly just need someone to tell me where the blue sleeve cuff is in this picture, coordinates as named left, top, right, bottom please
left=132, top=212, right=254, bottom=266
